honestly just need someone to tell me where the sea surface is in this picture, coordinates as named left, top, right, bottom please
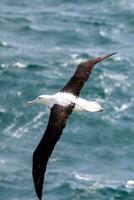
left=0, top=0, right=134, bottom=200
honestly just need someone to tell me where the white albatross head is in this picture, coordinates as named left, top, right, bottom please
left=27, top=95, right=50, bottom=106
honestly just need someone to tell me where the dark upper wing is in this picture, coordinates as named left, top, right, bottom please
left=32, top=103, right=74, bottom=200
left=61, top=52, right=117, bottom=96
left=32, top=52, right=117, bottom=199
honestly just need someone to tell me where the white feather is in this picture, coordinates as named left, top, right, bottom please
left=48, top=92, right=103, bottom=112
left=28, top=92, right=103, bottom=112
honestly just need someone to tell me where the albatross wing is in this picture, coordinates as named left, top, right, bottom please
left=61, top=52, right=117, bottom=96
left=32, top=52, right=117, bottom=200
left=33, top=104, right=74, bottom=200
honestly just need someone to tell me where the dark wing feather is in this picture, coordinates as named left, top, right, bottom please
left=61, top=52, right=117, bottom=96
left=32, top=104, right=74, bottom=200
left=32, top=52, right=117, bottom=199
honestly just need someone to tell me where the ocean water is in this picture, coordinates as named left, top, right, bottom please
left=0, top=0, right=134, bottom=199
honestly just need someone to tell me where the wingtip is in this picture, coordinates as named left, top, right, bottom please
left=37, top=193, right=42, bottom=200
left=36, top=187, right=43, bottom=200
left=104, top=51, right=118, bottom=58
left=92, top=52, right=118, bottom=64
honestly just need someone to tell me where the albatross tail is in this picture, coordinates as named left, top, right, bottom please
left=74, top=98, right=103, bottom=112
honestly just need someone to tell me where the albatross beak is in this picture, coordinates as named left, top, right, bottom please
left=27, top=99, right=36, bottom=106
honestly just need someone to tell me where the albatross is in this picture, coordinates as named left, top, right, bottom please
left=27, top=52, right=117, bottom=200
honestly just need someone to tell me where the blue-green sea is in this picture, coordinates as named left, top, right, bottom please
left=0, top=0, right=134, bottom=200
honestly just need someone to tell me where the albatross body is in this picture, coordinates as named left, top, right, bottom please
left=27, top=52, right=117, bottom=200
left=27, top=92, right=103, bottom=112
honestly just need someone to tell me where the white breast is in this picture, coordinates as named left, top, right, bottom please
left=53, top=92, right=76, bottom=106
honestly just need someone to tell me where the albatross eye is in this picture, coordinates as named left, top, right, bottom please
left=38, top=97, right=41, bottom=99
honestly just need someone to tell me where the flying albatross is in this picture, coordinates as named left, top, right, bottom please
left=27, top=52, right=117, bottom=200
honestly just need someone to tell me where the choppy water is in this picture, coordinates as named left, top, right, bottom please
left=0, top=0, right=134, bottom=200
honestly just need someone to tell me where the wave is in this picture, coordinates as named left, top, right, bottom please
left=3, top=109, right=45, bottom=139
left=74, top=172, right=99, bottom=182
left=73, top=172, right=134, bottom=194
left=46, top=171, right=134, bottom=200
left=0, top=62, right=27, bottom=69
left=13, top=62, right=28, bottom=68
left=0, top=41, right=14, bottom=49
left=126, top=180, right=134, bottom=189
left=0, top=159, right=6, bottom=165
left=0, top=62, right=44, bottom=69
left=0, top=41, right=8, bottom=47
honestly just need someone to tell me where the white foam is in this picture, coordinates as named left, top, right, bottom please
left=75, top=173, right=92, bottom=181
left=125, top=180, right=134, bottom=188
left=100, top=30, right=107, bottom=37
left=1, top=41, right=8, bottom=47
left=113, top=55, right=122, bottom=61
left=17, top=91, right=22, bottom=96
left=12, top=127, right=24, bottom=139
left=13, top=62, right=27, bottom=68
left=33, top=112, right=44, bottom=123
left=114, top=103, right=129, bottom=112
left=74, top=173, right=118, bottom=191
left=70, top=53, right=79, bottom=59
left=88, top=180, right=122, bottom=191
left=102, top=72, right=127, bottom=81
left=4, top=123, right=15, bottom=134
left=0, top=64, right=7, bottom=68
left=118, top=0, right=134, bottom=10
left=0, top=107, right=6, bottom=113
left=62, top=62, right=68, bottom=67
left=1, top=62, right=27, bottom=69
left=89, top=181, right=104, bottom=190
left=4, top=121, right=29, bottom=139
left=0, top=159, right=6, bottom=164
left=50, top=157, right=57, bottom=162
left=73, top=172, right=127, bottom=192
left=74, top=172, right=100, bottom=182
